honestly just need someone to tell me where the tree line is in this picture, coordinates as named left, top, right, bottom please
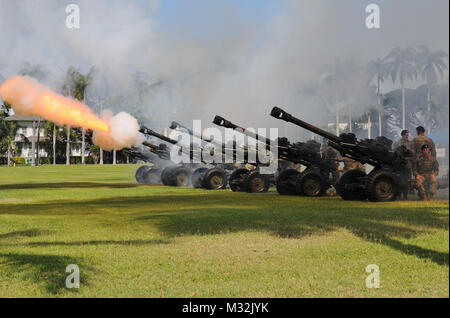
left=315, top=45, right=448, bottom=139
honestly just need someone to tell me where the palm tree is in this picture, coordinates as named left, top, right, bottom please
left=415, top=45, right=448, bottom=134
left=18, top=62, right=49, bottom=166
left=61, top=67, right=77, bottom=165
left=385, top=47, right=417, bottom=130
left=71, top=67, right=94, bottom=164
left=42, top=121, right=61, bottom=164
left=367, top=58, right=389, bottom=136
left=0, top=102, right=18, bottom=166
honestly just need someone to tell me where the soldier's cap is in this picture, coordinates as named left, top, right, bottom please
left=421, top=144, right=430, bottom=150
left=416, top=126, right=425, bottom=133
left=401, top=129, right=409, bottom=136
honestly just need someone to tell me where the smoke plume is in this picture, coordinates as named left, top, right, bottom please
left=93, top=110, right=144, bottom=151
left=0, top=75, right=142, bottom=150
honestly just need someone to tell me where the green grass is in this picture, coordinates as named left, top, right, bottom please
left=0, top=164, right=448, bottom=297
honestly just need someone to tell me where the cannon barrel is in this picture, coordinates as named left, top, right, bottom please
left=213, top=115, right=272, bottom=146
left=172, top=120, right=256, bottom=163
left=170, top=121, right=214, bottom=143
left=140, top=124, right=211, bottom=163
left=122, top=148, right=148, bottom=161
left=140, top=125, right=178, bottom=145
left=139, top=141, right=170, bottom=160
left=270, top=107, right=341, bottom=144
left=142, top=141, right=163, bottom=151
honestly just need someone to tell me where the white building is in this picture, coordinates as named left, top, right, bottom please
left=4, top=114, right=82, bottom=163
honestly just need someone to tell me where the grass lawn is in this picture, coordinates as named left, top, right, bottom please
left=0, top=164, right=448, bottom=297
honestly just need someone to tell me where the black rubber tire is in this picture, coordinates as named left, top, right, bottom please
left=135, top=165, right=152, bottom=184
left=244, top=170, right=271, bottom=193
left=161, top=166, right=177, bottom=186
left=203, top=168, right=228, bottom=190
left=172, top=167, right=192, bottom=187
left=141, top=168, right=162, bottom=185
left=336, top=169, right=367, bottom=200
left=228, top=168, right=249, bottom=192
left=296, top=169, right=326, bottom=197
left=276, top=169, right=301, bottom=195
left=365, top=169, right=399, bottom=202
left=191, top=167, right=208, bottom=188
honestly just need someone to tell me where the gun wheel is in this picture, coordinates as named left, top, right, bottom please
left=191, top=167, right=208, bottom=188
left=336, top=169, right=367, bottom=200
left=135, top=165, right=152, bottom=183
left=276, top=169, right=301, bottom=195
left=141, top=168, right=162, bottom=185
left=204, top=168, right=227, bottom=190
left=244, top=170, right=270, bottom=193
left=228, top=168, right=249, bottom=192
left=366, top=169, right=399, bottom=202
left=296, top=170, right=326, bottom=197
left=173, top=167, right=192, bottom=187
left=161, top=166, right=177, bottom=186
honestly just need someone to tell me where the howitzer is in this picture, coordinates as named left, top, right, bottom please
left=169, top=121, right=245, bottom=190
left=139, top=124, right=227, bottom=189
left=171, top=120, right=273, bottom=192
left=213, top=115, right=336, bottom=196
left=270, top=106, right=413, bottom=201
left=130, top=140, right=171, bottom=185
left=170, top=120, right=257, bottom=167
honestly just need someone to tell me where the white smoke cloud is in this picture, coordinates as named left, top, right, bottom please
left=93, top=110, right=145, bottom=151
left=0, top=0, right=448, bottom=141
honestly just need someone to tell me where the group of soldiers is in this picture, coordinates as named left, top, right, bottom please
left=319, top=125, right=439, bottom=201
left=393, top=126, right=439, bottom=201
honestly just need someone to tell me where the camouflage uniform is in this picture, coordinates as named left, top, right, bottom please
left=412, top=135, right=436, bottom=159
left=393, top=138, right=414, bottom=199
left=412, top=154, right=439, bottom=200
left=321, top=144, right=340, bottom=186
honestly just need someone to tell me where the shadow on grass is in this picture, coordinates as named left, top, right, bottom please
left=0, top=252, right=94, bottom=294
left=21, top=239, right=169, bottom=247
left=0, top=193, right=448, bottom=266
left=0, top=229, right=51, bottom=239
left=0, top=182, right=139, bottom=190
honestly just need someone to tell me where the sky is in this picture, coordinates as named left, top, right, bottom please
left=0, top=0, right=448, bottom=138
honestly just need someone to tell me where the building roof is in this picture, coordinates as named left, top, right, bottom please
left=5, top=114, right=45, bottom=121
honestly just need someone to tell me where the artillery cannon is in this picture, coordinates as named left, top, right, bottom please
left=169, top=121, right=235, bottom=189
left=170, top=120, right=266, bottom=191
left=213, top=116, right=336, bottom=196
left=128, top=141, right=171, bottom=185
left=139, top=125, right=227, bottom=189
left=270, top=106, right=413, bottom=201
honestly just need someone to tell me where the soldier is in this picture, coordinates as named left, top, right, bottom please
left=412, top=144, right=439, bottom=201
left=321, top=139, right=340, bottom=186
left=393, top=130, right=413, bottom=152
left=413, top=126, right=436, bottom=159
left=393, top=130, right=413, bottom=199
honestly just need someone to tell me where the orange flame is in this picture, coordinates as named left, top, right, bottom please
left=0, top=75, right=109, bottom=132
